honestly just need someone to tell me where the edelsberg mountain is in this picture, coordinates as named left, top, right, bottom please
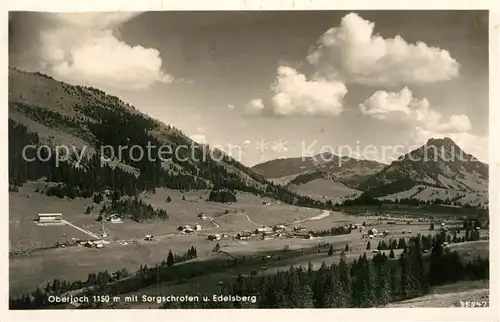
left=8, top=68, right=322, bottom=210
left=358, top=137, right=488, bottom=207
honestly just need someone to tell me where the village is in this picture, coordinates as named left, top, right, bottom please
left=29, top=208, right=472, bottom=253
left=9, top=185, right=488, bottom=305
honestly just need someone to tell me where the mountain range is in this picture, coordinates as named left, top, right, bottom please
left=252, top=139, right=488, bottom=207
left=8, top=68, right=488, bottom=209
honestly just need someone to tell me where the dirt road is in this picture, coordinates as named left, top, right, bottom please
left=61, top=219, right=100, bottom=239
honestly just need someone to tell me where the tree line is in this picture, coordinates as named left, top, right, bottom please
left=100, top=196, right=169, bottom=222
left=311, top=225, right=352, bottom=237
left=9, top=246, right=198, bottom=309
left=162, top=234, right=488, bottom=308
left=9, top=114, right=324, bottom=210
left=10, top=232, right=488, bottom=309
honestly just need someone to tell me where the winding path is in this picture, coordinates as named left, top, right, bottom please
left=290, top=210, right=331, bottom=225
left=239, top=213, right=261, bottom=226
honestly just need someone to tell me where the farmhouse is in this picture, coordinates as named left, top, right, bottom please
left=197, top=213, right=208, bottom=220
left=35, top=213, right=63, bottom=225
left=195, top=224, right=202, bottom=231
left=208, top=234, right=221, bottom=241
left=273, top=224, right=286, bottom=232
left=82, top=241, right=94, bottom=248
left=179, top=225, right=194, bottom=233
left=255, top=227, right=273, bottom=234
left=107, top=214, right=123, bottom=223
left=294, top=232, right=313, bottom=239
left=237, top=232, right=252, bottom=240
left=110, top=217, right=123, bottom=223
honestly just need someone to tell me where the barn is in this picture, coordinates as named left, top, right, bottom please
left=35, top=213, right=62, bottom=224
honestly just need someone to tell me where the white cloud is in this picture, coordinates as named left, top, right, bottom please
left=360, top=87, right=472, bottom=133
left=228, top=104, right=235, bottom=109
left=271, top=66, right=347, bottom=117
left=243, top=140, right=251, bottom=145
left=244, top=98, right=266, bottom=117
left=243, top=12, right=459, bottom=118
left=245, top=66, right=347, bottom=118
left=435, top=115, right=472, bottom=133
left=308, top=13, right=459, bottom=86
left=35, top=13, right=172, bottom=91
left=360, top=87, right=485, bottom=161
left=359, top=87, right=417, bottom=121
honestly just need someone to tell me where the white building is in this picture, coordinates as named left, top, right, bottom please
left=195, top=224, right=202, bottom=231
left=208, top=234, right=221, bottom=241
left=255, top=227, right=273, bottom=233
left=35, top=213, right=63, bottom=225
left=110, top=217, right=123, bottom=223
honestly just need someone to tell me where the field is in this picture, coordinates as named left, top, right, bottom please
left=379, top=185, right=488, bottom=208
left=288, top=179, right=361, bottom=202
left=9, top=183, right=489, bottom=300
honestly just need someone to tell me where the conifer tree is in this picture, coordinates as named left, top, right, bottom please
left=337, top=254, right=351, bottom=307
left=297, top=284, right=314, bottom=308
left=408, top=238, right=427, bottom=295
left=374, top=256, right=390, bottom=306
left=352, top=254, right=375, bottom=307
left=399, top=251, right=411, bottom=299
left=428, top=237, right=445, bottom=285
left=284, top=266, right=302, bottom=307
left=313, top=262, right=328, bottom=307
left=167, top=250, right=174, bottom=267
left=398, top=237, right=407, bottom=249
left=389, top=266, right=398, bottom=300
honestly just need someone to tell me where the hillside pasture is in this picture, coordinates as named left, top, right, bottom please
left=288, top=178, right=361, bottom=202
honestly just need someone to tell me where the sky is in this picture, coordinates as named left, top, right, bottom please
left=9, top=11, right=489, bottom=166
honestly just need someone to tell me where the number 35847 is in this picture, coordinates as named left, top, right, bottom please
left=459, top=301, right=488, bottom=307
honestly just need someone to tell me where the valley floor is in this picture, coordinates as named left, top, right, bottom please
left=9, top=183, right=489, bottom=301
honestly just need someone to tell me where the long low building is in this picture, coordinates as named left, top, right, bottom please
left=35, top=213, right=63, bottom=224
